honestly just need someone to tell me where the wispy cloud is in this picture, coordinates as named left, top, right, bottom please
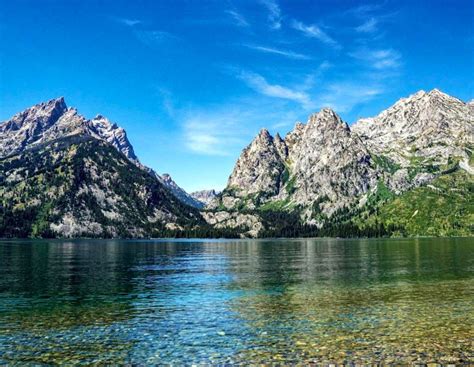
left=238, top=71, right=311, bottom=108
left=291, top=20, right=341, bottom=49
left=343, top=3, right=383, bottom=18
left=225, top=9, right=249, bottom=28
left=355, top=17, right=378, bottom=33
left=111, top=15, right=176, bottom=46
left=300, top=61, right=332, bottom=90
left=315, top=82, right=383, bottom=114
left=181, top=100, right=303, bottom=156
left=350, top=48, right=401, bottom=69
left=260, top=0, right=282, bottom=30
left=244, top=44, right=311, bottom=60
left=111, top=17, right=142, bottom=27
left=182, top=110, right=248, bottom=156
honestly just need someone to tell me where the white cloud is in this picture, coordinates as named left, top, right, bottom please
left=112, top=17, right=142, bottom=27
left=344, top=4, right=382, bottom=18
left=238, top=71, right=311, bottom=108
left=244, top=44, right=311, bottom=60
left=182, top=109, right=251, bottom=156
left=350, top=48, right=401, bottom=69
left=225, top=9, right=250, bottom=28
left=291, top=20, right=341, bottom=49
left=181, top=98, right=306, bottom=156
left=355, top=17, right=378, bottom=33
left=260, top=0, right=282, bottom=30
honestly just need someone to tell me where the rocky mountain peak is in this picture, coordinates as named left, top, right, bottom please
left=273, top=132, right=288, bottom=159
left=352, top=88, right=473, bottom=166
left=226, top=127, right=286, bottom=201
left=256, top=128, right=272, bottom=142
left=307, top=108, right=349, bottom=132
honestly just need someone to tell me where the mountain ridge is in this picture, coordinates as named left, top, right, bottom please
left=0, top=97, right=203, bottom=209
left=1, top=89, right=472, bottom=238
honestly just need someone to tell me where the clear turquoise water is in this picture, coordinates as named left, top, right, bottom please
left=0, top=238, right=473, bottom=364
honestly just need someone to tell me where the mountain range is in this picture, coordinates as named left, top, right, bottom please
left=1, top=89, right=472, bottom=238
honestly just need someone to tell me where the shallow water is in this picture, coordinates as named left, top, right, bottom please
left=0, top=237, right=473, bottom=364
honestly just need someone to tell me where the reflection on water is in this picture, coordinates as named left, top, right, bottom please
left=0, top=238, right=473, bottom=364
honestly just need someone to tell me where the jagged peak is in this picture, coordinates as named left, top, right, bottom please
left=258, top=128, right=271, bottom=138
left=309, top=107, right=339, bottom=120
left=33, top=97, right=68, bottom=115
left=28, top=96, right=67, bottom=115
left=44, top=96, right=67, bottom=108
left=308, top=108, right=348, bottom=130
left=428, top=88, right=445, bottom=96
left=252, top=128, right=273, bottom=145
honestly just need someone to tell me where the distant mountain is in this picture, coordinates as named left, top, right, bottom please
left=0, top=98, right=205, bottom=238
left=160, top=174, right=205, bottom=209
left=206, top=89, right=473, bottom=237
left=190, top=189, right=220, bottom=207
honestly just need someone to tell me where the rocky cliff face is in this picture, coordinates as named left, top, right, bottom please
left=221, top=128, right=287, bottom=210
left=352, top=89, right=473, bottom=166
left=208, top=89, right=473, bottom=236
left=191, top=189, right=219, bottom=207
left=288, top=109, right=378, bottom=219
left=0, top=98, right=138, bottom=162
left=212, top=108, right=379, bottom=221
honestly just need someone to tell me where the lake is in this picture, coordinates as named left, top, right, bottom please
left=0, top=238, right=472, bottom=364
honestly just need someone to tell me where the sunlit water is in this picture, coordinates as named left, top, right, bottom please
left=0, top=238, right=473, bottom=364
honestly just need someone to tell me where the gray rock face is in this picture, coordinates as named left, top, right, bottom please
left=226, top=128, right=286, bottom=201
left=201, top=211, right=263, bottom=238
left=288, top=109, right=377, bottom=215
left=0, top=97, right=138, bottom=162
left=352, top=89, right=474, bottom=167
left=190, top=189, right=220, bottom=207
left=213, top=108, right=379, bottom=220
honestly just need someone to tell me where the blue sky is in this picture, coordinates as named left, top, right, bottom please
left=1, top=0, right=473, bottom=192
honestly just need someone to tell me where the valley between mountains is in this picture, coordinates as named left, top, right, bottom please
left=1, top=89, right=473, bottom=238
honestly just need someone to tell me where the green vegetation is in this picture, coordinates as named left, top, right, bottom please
left=0, top=135, right=205, bottom=238
left=359, top=170, right=473, bottom=237
left=285, top=175, right=297, bottom=195
left=372, top=154, right=400, bottom=174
